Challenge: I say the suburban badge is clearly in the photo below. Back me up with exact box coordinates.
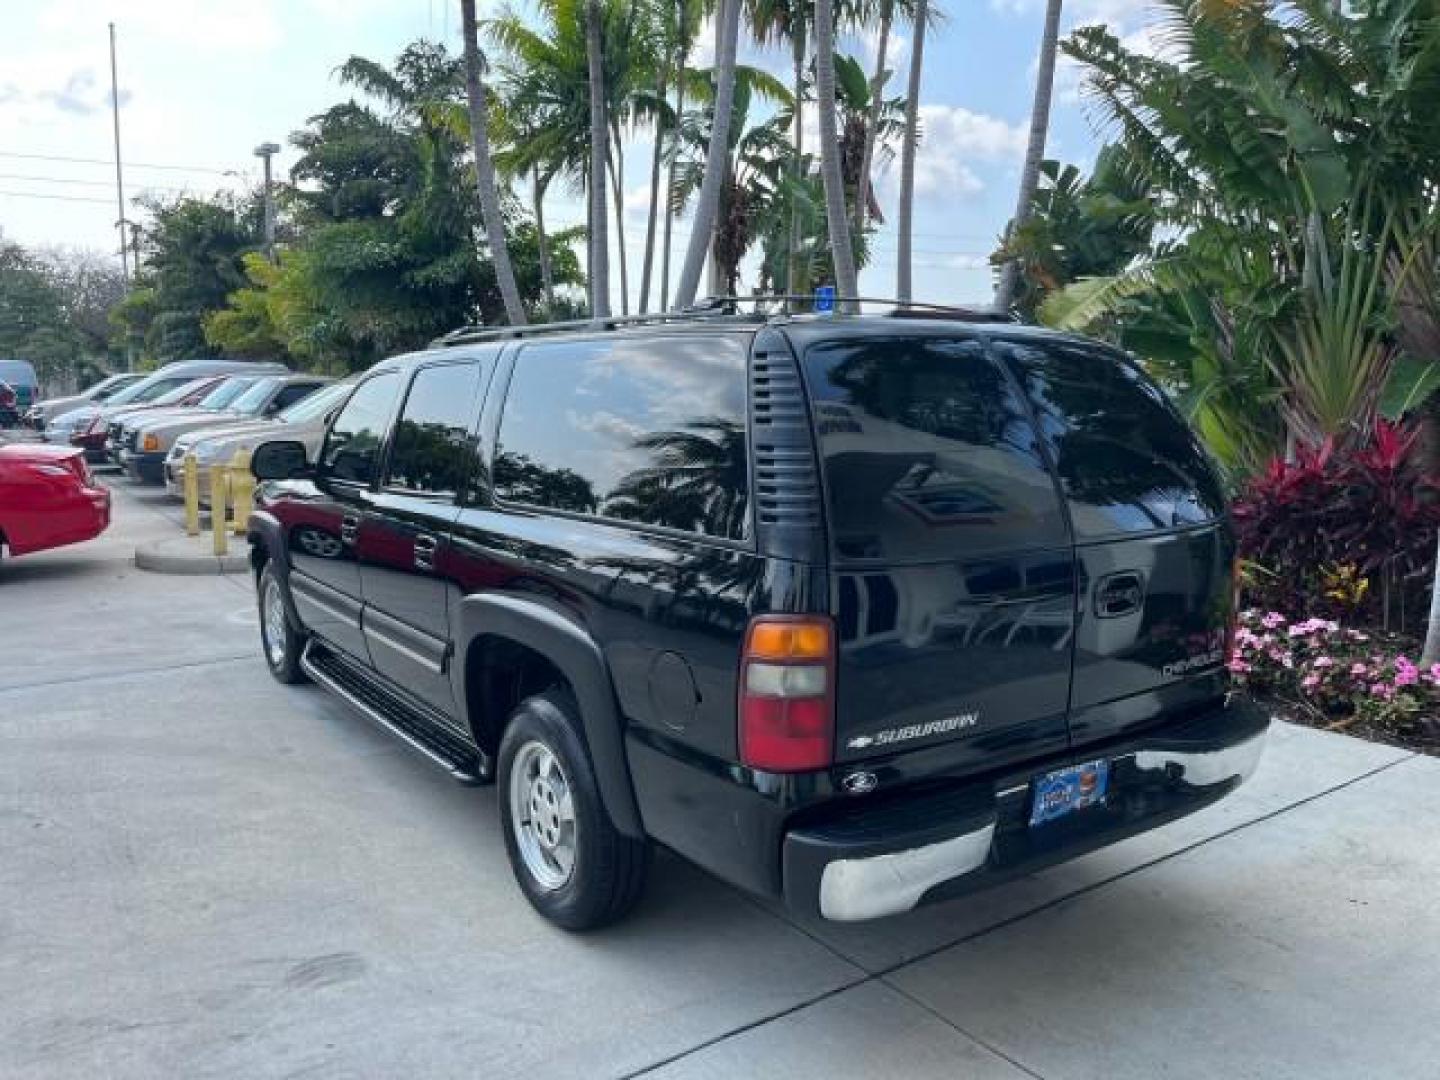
[847,711,979,751]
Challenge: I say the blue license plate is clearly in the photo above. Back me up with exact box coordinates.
[1029,759,1110,826]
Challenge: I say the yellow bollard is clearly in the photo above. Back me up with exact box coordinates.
[183,453,200,537]
[230,448,254,536]
[210,457,229,557]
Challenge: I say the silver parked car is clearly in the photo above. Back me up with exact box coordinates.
[26,373,145,430]
[122,374,332,483]
[164,378,355,501]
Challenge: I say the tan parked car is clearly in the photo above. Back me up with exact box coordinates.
[164,379,355,503]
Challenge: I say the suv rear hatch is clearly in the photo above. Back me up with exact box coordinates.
[791,325,1234,773]
[794,328,1077,774]
[992,336,1234,747]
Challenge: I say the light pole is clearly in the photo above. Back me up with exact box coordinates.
[253,142,280,262]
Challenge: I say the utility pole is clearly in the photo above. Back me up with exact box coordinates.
[253,142,280,261]
[108,22,128,286]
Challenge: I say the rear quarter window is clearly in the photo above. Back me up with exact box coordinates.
[800,336,1069,563]
[494,335,751,541]
[994,339,1226,539]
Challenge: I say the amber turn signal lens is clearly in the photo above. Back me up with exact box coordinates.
[746,618,832,660]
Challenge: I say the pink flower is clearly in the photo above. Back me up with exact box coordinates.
[1262,612,1286,629]
[1312,656,1334,669]
[1301,674,1320,690]
[1228,659,1251,675]
[1370,682,1395,700]
[1350,663,1369,677]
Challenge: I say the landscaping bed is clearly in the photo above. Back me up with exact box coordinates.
[1230,610,1440,756]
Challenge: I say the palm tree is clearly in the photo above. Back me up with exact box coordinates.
[896,0,927,300]
[586,0,611,316]
[460,0,526,325]
[671,73,794,292]
[672,0,743,308]
[815,0,859,306]
[747,0,811,294]
[658,2,705,311]
[994,0,1063,314]
[853,0,893,233]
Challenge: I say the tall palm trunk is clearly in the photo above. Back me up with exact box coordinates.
[1423,532,1440,666]
[533,171,555,310]
[853,0,893,234]
[586,0,611,317]
[660,65,685,312]
[815,0,859,307]
[461,0,525,325]
[672,0,741,309]
[897,0,927,300]
[639,66,668,312]
[994,0,1063,314]
[610,144,630,315]
[788,26,808,294]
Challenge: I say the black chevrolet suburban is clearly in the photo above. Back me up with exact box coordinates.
[246,308,1268,930]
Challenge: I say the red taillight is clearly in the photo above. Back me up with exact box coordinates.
[738,615,835,772]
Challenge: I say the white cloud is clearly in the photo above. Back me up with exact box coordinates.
[943,253,992,271]
[918,104,1027,163]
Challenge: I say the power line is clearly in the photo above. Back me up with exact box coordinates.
[0,172,191,193]
[0,189,115,205]
[0,150,241,176]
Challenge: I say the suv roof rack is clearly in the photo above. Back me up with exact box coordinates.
[430,295,1010,347]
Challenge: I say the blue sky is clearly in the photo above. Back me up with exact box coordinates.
[0,0,1159,310]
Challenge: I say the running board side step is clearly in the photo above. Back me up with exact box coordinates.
[301,639,493,785]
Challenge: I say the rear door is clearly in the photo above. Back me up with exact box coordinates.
[993,338,1233,747]
[358,357,488,717]
[797,333,1077,772]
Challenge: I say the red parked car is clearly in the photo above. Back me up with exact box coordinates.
[0,444,111,558]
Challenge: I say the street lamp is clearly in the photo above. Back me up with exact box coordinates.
[253,141,281,262]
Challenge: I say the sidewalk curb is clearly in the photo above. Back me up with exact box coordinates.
[134,536,250,575]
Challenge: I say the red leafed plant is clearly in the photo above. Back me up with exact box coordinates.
[1232,419,1440,634]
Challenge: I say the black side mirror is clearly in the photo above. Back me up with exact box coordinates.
[251,439,311,481]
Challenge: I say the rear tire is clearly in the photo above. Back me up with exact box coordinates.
[258,562,307,685]
[498,689,650,930]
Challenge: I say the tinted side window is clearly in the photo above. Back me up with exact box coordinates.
[384,363,483,498]
[272,383,321,411]
[321,372,401,485]
[996,340,1226,538]
[801,337,1068,562]
[494,335,750,540]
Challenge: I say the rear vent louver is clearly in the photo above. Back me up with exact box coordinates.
[750,351,821,528]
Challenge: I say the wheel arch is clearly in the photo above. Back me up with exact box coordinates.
[457,593,644,838]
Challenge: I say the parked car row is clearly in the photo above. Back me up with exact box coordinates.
[0,362,334,562]
[30,360,332,490]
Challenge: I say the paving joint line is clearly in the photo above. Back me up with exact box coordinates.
[882,979,1049,1079]
[0,652,256,696]
[618,751,1416,1079]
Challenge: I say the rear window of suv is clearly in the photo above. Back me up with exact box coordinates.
[994,339,1225,539]
[801,336,1069,563]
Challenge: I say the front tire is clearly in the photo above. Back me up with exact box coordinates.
[498,690,649,930]
[258,562,307,685]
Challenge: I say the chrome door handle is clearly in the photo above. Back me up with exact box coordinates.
[414,533,438,571]
[340,513,360,545]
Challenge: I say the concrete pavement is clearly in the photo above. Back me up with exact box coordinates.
[2,477,1436,1079]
